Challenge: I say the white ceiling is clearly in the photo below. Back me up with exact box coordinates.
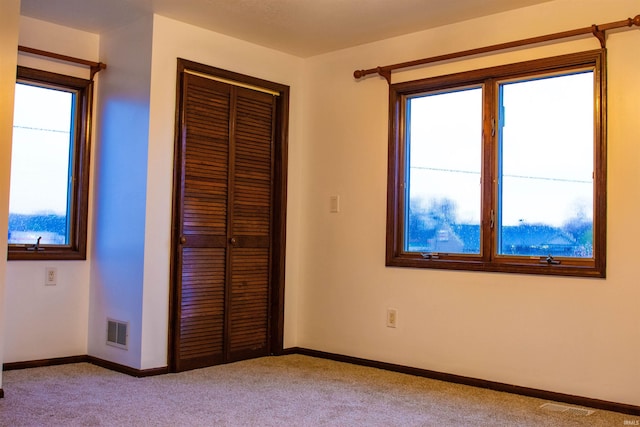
[20,0,554,57]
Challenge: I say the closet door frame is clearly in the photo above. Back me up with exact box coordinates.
[168,58,289,372]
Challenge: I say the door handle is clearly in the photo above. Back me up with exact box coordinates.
[179,236,187,244]
[229,237,237,245]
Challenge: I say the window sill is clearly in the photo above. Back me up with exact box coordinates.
[386,255,605,278]
[8,246,87,261]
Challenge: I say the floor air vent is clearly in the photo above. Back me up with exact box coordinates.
[540,403,595,416]
[106,319,128,350]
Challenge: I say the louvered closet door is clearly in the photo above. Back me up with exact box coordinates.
[176,74,230,371]
[174,72,275,371]
[227,87,275,361]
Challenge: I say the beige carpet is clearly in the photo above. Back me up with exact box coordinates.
[0,355,635,426]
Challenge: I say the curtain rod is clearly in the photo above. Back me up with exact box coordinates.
[18,45,107,80]
[354,14,640,84]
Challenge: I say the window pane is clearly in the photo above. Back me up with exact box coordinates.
[405,87,482,254]
[8,83,74,245]
[497,72,593,258]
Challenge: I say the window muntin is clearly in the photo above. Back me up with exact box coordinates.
[387,50,605,277]
[8,67,92,260]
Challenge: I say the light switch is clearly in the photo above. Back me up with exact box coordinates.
[330,195,340,213]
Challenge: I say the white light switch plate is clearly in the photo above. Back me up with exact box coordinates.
[330,195,340,213]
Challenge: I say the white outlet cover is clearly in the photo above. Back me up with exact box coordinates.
[45,267,57,286]
[387,308,397,328]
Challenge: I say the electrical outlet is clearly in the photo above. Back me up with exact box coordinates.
[45,267,57,286]
[386,308,397,328]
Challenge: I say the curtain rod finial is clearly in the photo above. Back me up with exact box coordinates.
[633,15,640,27]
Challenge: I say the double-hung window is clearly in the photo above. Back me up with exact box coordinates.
[8,67,92,260]
[387,50,606,277]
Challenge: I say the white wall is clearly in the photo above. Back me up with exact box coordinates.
[298,0,640,406]
[3,17,98,364]
[142,15,305,368]
[88,16,153,369]
[0,0,21,390]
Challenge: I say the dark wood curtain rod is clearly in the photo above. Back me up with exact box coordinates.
[18,45,106,80]
[354,14,640,84]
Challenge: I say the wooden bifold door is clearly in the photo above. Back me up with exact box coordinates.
[170,60,288,372]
